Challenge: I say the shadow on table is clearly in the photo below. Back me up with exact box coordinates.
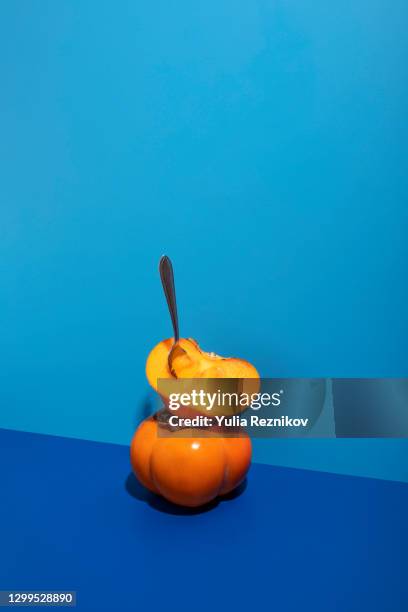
[125,472,247,515]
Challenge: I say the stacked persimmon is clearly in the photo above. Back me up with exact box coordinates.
[131,337,259,507]
[130,256,258,508]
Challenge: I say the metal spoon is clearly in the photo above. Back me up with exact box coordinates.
[159,255,183,371]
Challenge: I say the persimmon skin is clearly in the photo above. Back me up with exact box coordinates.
[150,434,226,507]
[130,418,158,494]
[130,416,252,507]
[220,436,252,495]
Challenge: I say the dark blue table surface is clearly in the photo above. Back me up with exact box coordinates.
[0,428,407,611]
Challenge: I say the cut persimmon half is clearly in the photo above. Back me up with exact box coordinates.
[146,338,259,416]
[146,337,259,388]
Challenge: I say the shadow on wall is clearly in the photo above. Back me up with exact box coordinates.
[132,391,159,429]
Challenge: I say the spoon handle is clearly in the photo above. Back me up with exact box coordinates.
[159,255,180,343]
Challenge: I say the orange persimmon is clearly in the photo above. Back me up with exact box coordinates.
[130,416,251,507]
[145,337,259,418]
[146,337,259,389]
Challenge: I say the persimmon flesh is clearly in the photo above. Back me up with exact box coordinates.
[146,337,259,389]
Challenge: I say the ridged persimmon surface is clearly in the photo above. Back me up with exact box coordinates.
[130,417,252,507]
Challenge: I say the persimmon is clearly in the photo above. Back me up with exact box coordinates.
[130,416,251,507]
[130,256,258,508]
[146,337,259,389]
[146,337,260,418]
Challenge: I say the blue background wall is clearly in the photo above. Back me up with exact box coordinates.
[1,1,407,480]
